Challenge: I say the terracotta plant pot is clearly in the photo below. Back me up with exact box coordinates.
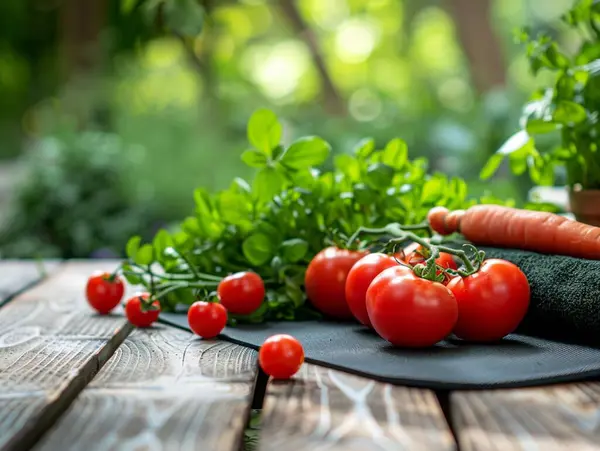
[568,186,600,227]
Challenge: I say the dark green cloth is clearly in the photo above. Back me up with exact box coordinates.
[472,246,600,347]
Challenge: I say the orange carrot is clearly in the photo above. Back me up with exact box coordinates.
[428,205,600,260]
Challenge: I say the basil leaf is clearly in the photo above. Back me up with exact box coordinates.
[242,233,273,266]
[153,229,174,261]
[253,167,284,203]
[381,138,408,169]
[365,163,394,189]
[281,238,308,263]
[125,235,142,260]
[247,109,282,156]
[279,136,331,169]
[241,149,268,168]
[135,244,155,266]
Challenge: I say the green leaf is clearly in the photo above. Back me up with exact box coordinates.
[281,238,308,262]
[381,138,408,169]
[182,216,202,235]
[121,0,138,14]
[353,138,376,160]
[135,244,155,266]
[242,233,273,266]
[526,119,561,134]
[247,109,282,156]
[334,154,361,181]
[163,0,205,37]
[553,101,587,125]
[353,183,377,204]
[421,177,445,204]
[279,136,331,170]
[125,235,142,260]
[253,167,284,203]
[218,190,252,227]
[498,130,533,155]
[193,188,212,217]
[153,229,174,260]
[365,163,394,189]
[529,155,556,186]
[480,154,504,180]
[241,149,268,168]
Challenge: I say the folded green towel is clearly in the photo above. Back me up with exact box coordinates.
[470,246,600,347]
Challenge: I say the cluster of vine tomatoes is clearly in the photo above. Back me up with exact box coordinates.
[305,244,530,347]
[85,269,305,380]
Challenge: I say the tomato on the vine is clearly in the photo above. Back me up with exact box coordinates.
[345,253,400,327]
[124,294,160,328]
[85,272,125,314]
[446,258,530,342]
[305,247,369,320]
[259,334,304,379]
[217,271,265,315]
[404,245,457,284]
[366,266,458,347]
[188,301,228,339]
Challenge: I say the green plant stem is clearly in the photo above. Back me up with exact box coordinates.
[172,249,223,282]
[127,261,221,282]
[349,223,481,279]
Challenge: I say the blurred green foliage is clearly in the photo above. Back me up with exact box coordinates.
[0,0,580,257]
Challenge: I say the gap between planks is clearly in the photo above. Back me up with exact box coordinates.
[0,260,134,451]
[0,260,62,307]
[35,325,258,451]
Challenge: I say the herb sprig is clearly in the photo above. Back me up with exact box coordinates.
[121,109,507,323]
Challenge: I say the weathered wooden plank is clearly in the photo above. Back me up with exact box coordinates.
[258,363,456,451]
[36,325,258,451]
[0,260,133,451]
[0,260,61,306]
[451,384,600,451]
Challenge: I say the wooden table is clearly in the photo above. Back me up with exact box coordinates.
[1,260,599,451]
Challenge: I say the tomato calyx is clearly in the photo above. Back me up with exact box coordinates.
[347,223,486,282]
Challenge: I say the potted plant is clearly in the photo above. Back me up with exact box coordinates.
[481,0,600,225]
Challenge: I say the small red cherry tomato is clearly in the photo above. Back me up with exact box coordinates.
[217,271,265,315]
[446,259,530,342]
[366,266,458,347]
[305,247,369,320]
[86,272,125,314]
[345,253,400,327]
[259,334,305,379]
[124,293,160,328]
[188,301,228,339]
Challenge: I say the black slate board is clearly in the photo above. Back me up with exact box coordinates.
[160,313,600,390]
[160,246,600,390]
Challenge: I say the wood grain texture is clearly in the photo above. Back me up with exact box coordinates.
[0,260,133,451]
[0,260,61,306]
[259,363,456,451]
[452,383,600,451]
[36,325,258,451]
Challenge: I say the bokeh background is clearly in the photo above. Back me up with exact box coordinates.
[0,0,577,259]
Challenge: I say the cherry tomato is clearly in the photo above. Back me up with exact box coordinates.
[124,294,160,328]
[427,206,450,235]
[259,334,304,379]
[217,271,265,315]
[188,301,228,339]
[86,272,125,314]
[345,253,400,327]
[305,247,369,320]
[446,259,530,342]
[366,266,458,347]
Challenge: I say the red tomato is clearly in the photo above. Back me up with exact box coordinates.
[259,334,304,379]
[446,259,530,342]
[217,271,265,315]
[345,253,400,327]
[305,247,369,320]
[188,301,228,339]
[366,266,458,347]
[85,272,125,314]
[124,294,160,328]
